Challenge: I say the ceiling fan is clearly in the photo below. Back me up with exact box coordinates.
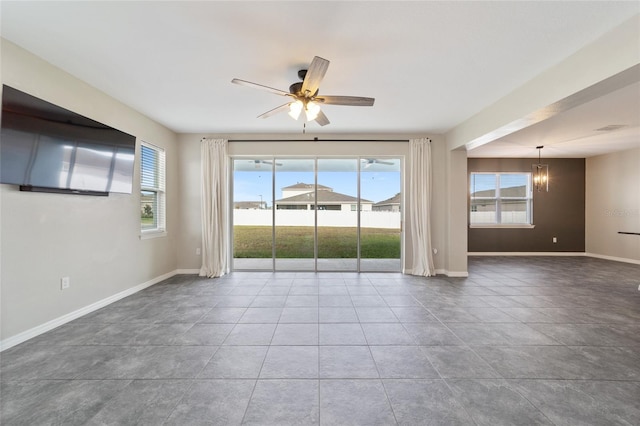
[362,159,395,168]
[232,56,375,127]
[251,159,282,168]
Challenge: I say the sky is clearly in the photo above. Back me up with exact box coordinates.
[234,170,401,205]
[470,173,530,194]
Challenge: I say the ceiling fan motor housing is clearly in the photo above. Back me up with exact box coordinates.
[289,82,303,95]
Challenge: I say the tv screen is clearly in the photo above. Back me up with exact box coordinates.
[1,85,136,194]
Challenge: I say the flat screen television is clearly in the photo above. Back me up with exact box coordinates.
[1,85,136,195]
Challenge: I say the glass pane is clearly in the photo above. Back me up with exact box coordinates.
[317,159,358,271]
[500,174,528,197]
[470,199,497,224]
[141,190,157,229]
[275,159,315,271]
[470,173,496,198]
[500,200,529,224]
[140,145,158,188]
[232,158,274,270]
[360,158,402,272]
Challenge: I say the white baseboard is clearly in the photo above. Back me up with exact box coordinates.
[406,268,468,278]
[0,270,178,352]
[444,271,470,278]
[468,251,640,266]
[585,252,640,265]
[468,252,587,257]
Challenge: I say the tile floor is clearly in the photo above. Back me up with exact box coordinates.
[1,256,639,425]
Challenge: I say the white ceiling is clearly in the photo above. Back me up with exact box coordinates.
[470,80,640,158]
[1,1,639,157]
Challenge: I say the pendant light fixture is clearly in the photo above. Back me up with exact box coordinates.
[532,145,549,192]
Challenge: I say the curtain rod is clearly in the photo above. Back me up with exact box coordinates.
[225,138,415,143]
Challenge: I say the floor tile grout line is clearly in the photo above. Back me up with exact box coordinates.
[410,298,509,381]
[3,259,640,424]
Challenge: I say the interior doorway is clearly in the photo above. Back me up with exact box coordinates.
[232,157,402,272]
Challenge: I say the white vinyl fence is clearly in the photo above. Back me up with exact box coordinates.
[470,211,528,224]
[234,210,401,229]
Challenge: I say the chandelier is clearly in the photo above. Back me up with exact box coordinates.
[532,145,549,192]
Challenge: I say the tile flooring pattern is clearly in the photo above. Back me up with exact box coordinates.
[1,256,640,425]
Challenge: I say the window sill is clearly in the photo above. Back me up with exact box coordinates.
[469,224,535,229]
[140,230,167,240]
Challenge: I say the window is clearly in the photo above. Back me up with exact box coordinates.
[140,142,166,236]
[470,173,532,226]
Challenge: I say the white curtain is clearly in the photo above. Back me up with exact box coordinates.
[200,138,229,278]
[409,138,436,276]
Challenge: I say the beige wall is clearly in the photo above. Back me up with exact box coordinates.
[444,149,468,275]
[586,147,640,262]
[175,134,461,276]
[0,40,469,347]
[1,40,179,344]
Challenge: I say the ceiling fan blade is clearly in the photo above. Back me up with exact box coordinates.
[317,95,375,106]
[362,158,394,167]
[301,56,329,96]
[314,109,330,126]
[257,103,291,119]
[231,78,291,97]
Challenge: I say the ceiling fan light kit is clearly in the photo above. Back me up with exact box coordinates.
[232,56,375,127]
[288,100,303,120]
[304,101,321,121]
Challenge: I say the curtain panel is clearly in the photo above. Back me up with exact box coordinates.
[200,138,229,278]
[409,138,436,276]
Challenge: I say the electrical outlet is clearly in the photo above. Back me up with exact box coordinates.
[196,248,201,255]
[552,237,557,243]
[60,276,70,290]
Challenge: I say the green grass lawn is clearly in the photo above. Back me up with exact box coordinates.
[233,226,400,259]
[141,217,154,227]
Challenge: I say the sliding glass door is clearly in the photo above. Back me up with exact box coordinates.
[317,159,359,271]
[232,159,274,271]
[232,157,402,272]
[360,158,402,272]
[274,159,315,271]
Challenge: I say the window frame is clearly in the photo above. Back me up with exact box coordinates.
[469,172,534,228]
[140,141,167,239]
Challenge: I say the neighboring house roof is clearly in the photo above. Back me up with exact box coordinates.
[375,193,401,206]
[276,191,372,204]
[282,183,332,191]
[471,185,527,198]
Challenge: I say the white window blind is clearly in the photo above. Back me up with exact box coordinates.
[140,142,166,234]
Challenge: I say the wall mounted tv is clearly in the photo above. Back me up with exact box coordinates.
[1,85,136,195]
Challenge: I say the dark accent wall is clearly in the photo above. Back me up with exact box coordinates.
[468,158,585,252]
